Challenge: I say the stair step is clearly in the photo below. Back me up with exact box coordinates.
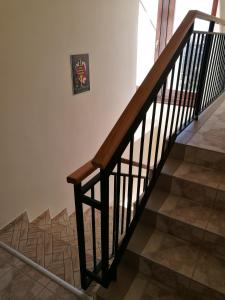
[144,191,225,260]
[161,158,225,211]
[128,225,225,300]
[124,273,183,300]
[171,141,225,172]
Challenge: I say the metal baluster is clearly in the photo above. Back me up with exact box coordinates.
[100,170,109,284]
[201,34,216,110]
[126,138,134,232]
[136,116,146,209]
[153,80,167,174]
[162,67,175,154]
[121,176,126,235]
[183,33,196,126]
[190,34,206,119]
[187,33,199,122]
[114,161,121,253]
[178,39,190,130]
[74,184,88,289]
[91,187,97,270]
[145,99,157,188]
[169,51,184,140]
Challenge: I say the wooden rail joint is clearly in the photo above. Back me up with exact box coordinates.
[67,161,97,185]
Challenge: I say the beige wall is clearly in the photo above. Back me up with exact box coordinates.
[216,0,225,32]
[0,0,139,227]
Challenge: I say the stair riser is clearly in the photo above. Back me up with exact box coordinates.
[143,209,225,261]
[139,256,225,300]
[171,143,225,172]
[170,177,225,211]
[125,249,224,300]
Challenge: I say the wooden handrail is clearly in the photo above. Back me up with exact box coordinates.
[67,161,97,185]
[92,10,225,169]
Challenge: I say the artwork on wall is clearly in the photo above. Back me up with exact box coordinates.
[70,54,90,94]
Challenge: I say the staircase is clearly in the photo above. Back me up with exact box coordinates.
[96,106,225,300]
[1,10,225,299]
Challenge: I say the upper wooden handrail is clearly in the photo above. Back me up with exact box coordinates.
[67,161,97,185]
[92,10,225,169]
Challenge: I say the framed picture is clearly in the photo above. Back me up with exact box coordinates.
[71,54,90,95]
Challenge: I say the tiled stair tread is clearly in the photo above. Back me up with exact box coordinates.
[170,160,225,191]
[124,273,183,300]
[139,229,225,296]
[152,193,225,239]
[171,142,225,171]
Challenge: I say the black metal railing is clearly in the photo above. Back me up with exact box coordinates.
[67,14,225,290]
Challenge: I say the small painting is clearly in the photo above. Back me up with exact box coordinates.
[71,54,90,94]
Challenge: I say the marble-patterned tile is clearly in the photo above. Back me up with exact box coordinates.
[189,130,225,154]
[214,189,225,211]
[159,195,212,229]
[206,209,225,237]
[192,250,225,295]
[124,273,182,300]
[146,259,190,295]
[142,230,200,278]
[203,230,225,260]
[173,162,221,189]
[46,280,80,300]
[33,287,61,300]
[171,177,216,208]
[0,265,44,299]
[20,264,51,287]
[185,145,225,172]
[189,279,225,300]
[168,219,204,245]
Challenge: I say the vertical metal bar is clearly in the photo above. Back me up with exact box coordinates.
[126,138,134,232]
[217,35,225,92]
[162,66,175,154]
[136,116,146,209]
[189,34,206,120]
[208,34,220,105]
[220,36,225,91]
[121,175,126,235]
[178,38,190,130]
[175,39,190,133]
[201,34,216,110]
[145,99,157,188]
[183,33,196,126]
[194,21,215,119]
[100,170,109,283]
[114,161,121,252]
[216,35,225,95]
[91,187,97,270]
[169,50,184,140]
[112,174,117,256]
[153,80,167,173]
[203,34,217,109]
[211,34,221,100]
[74,184,88,289]
[187,33,199,122]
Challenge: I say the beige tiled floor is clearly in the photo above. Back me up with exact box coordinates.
[0,246,80,300]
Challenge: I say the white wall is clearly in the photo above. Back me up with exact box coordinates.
[0,0,139,227]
